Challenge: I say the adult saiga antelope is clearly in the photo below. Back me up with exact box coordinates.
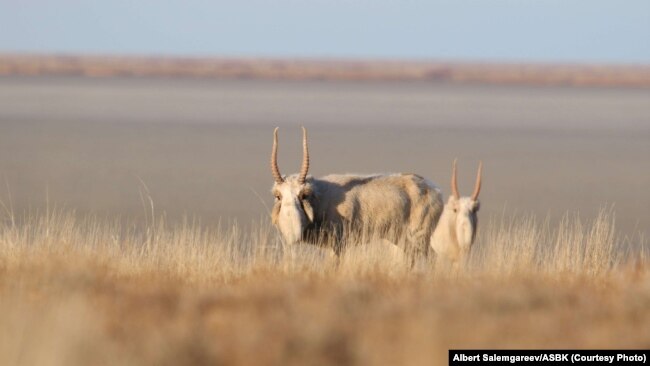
[430,159,482,268]
[270,127,443,260]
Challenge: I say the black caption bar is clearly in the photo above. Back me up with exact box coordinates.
[450,350,648,365]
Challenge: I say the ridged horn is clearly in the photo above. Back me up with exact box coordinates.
[271,127,284,184]
[298,126,309,184]
[451,159,460,199]
[471,161,482,201]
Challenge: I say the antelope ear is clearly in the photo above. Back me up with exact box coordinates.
[271,201,281,225]
[302,199,315,224]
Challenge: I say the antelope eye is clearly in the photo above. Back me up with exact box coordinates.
[274,193,281,200]
[300,191,310,200]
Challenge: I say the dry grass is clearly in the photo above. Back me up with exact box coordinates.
[1,54,649,87]
[0,210,648,366]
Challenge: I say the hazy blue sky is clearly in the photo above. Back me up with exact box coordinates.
[1,1,649,63]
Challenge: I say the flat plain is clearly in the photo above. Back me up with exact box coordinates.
[0,76,648,235]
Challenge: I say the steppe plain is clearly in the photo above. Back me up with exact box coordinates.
[0,65,649,365]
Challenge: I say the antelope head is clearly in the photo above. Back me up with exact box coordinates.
[431,159,482,264]
[270,127,315,244]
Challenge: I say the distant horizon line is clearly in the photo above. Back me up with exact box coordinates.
[2,51,649,68]
[1,53,649,88]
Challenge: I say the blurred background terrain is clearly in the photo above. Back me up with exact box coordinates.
[0,73,648,237]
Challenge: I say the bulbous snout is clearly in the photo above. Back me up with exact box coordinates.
[455,211,477,251]
[277,199,308,245]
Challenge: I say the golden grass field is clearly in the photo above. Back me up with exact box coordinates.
[0,209,648,366]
